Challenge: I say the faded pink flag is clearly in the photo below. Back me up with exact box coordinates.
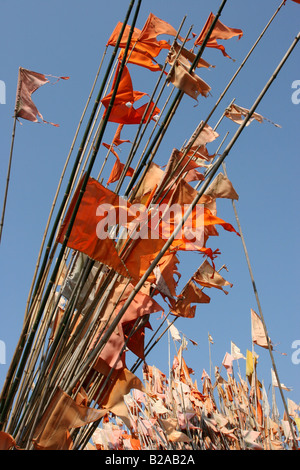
[222,352,234,375]
[15,67,69,126]
[251,308,272,349]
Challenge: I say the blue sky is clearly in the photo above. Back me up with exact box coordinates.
[0,0,299,417]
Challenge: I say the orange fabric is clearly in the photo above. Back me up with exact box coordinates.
[90,279,162,369]
[155,148,206,196]
[160,417,191,443]
[152,252,180,298]
[194,12,243,59]
[103,144,134,185]
[100,368,146,429]
[106,22,141,48]
[184,122,219,156]
[0,431,19,450]
[203,207,240,236]
[155,178,239,252]
[205,172,239,201]
[112,123,131,146]
[168,59,211,101]
[32,387,106,450]
[101,63,160,124]
[132,162,164,203]
[130,436,141,450]
[57,177,129,277]
[123,320,151,360]
[224,103,264,126]
[171,281,210,318]
[119,47,163,72]
[168,42,214,69]
[106,19,170,56]
[122,236,170,284]
[138,13,184,43]
[193,259,233,293]
[106,15,178,72]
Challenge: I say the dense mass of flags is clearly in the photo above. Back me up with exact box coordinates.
[0,1,299,451]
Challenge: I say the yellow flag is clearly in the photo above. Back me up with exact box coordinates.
[246,350,257,379]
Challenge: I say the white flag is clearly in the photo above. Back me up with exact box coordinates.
[230,341,246,360]
[167,319,181,342]
[271,369,292,392]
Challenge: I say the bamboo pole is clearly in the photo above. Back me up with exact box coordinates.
[0,65,23,244]
[0,115,17,244]
[23,48,108,319]
[27,2,138,317]
[0,4,136,424]
[0,0,142,432]
[221,156,298,448]
[153,0,287,205]
[66,30,300,404]
[114,18,190,195]
[124,0,229,197]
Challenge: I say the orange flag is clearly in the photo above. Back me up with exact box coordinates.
[106,21,140,49]
[56,177,130,277]
[32,388,106,450]
[91,279,163,369]
[205,172,239,201]
[184,121,219,157]
[101,63,160,124]
[171,280,210,318]
[0,432,19,450]
[167,59,211,101]
[102,143,134,185]
[112,123,131,146]
[193,259,233,294]
[118,47,164,72]
[138,13,184,43]
[106,13,181,72]
[194,12,243,59]
[131,162,164,203]
[100,367,146,429]
[168,42,214,70]
[155,148,206,197]
[156,178,240,248]
[15,67,68,126]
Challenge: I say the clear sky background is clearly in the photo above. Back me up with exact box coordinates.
[0,0,299,417]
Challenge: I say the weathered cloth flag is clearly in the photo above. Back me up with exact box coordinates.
[15,67,68,126]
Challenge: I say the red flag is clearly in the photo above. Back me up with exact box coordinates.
[15,67,68,126]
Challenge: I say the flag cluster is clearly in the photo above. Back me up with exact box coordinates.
[3,8,295,452]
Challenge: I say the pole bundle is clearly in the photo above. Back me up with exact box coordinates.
[0,0,299,451]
